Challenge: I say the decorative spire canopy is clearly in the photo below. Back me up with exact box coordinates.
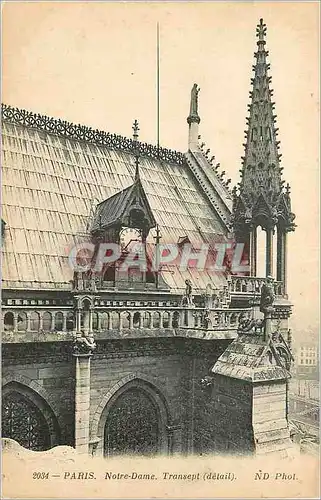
[232,19,295,233]
[132,119,140,181]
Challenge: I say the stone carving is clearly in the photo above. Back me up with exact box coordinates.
[183,279,194,307]
[74,272,96,292]
[73,333,96,356]
[190,83,200,116]
[204,283,213,309]
[238,314,264,334]
[260,275,275,313]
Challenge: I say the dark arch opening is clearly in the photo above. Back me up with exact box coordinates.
[104,387,159,457]
[2,382,60,450]
[2,391,51,450]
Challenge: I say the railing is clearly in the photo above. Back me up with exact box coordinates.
[2,103,185,166]
[89,306,251,332]
[1,306,252,334]
[230,276,285,296]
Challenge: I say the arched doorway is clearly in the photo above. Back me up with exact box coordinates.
[103,386,164,457]
[2,391,50,450]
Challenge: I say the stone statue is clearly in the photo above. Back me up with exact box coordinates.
[190,84,200,116]
[184,279,193,306]
[260,275,275,313]
[205,283,213,309]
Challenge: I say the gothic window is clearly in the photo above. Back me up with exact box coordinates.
[172,311,180,328]
[42,312,52,331]
[111,312,120,329]
[2,392,50,451]
[92,312,99,331]
[30,311,40,331]
[162,311,170,328]
[132,311,140,327]
[142,311,151,328]
[17,312,27,331]
[103,265,115,282]
[101,312,109,330]
[66,312,74,331]
[104,388,159,457]
[4,312,14,331]
[54,312,63,331]
[153,312,161,328]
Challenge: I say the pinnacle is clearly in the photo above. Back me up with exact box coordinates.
[231,20,295,233]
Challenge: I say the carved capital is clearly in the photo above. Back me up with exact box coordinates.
[72,333,96,356]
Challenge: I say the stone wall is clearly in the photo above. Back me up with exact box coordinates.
[208,374,254,455]
[2,338,229,455]
[2,343,75,446]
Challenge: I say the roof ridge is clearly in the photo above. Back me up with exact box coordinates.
[1,103,185,166]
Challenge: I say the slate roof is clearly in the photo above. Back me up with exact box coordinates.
[91,178,156,232]
[1,105,231,292]
[212,334,290,382]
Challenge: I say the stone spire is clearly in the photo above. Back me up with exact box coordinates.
[187,83,200,151]
[232,19,295,236]
[232,19,295,281]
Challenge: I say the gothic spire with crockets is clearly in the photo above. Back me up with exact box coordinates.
[232,18,295,235]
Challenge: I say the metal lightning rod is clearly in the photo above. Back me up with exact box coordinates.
[156,22,160,154]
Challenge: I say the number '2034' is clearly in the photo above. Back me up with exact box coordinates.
[33,472,49,479]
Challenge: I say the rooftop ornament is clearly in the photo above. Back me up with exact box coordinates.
[1,103,185,166]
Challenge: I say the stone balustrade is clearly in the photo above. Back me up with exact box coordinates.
[1,306,251,335]
[90,307,250,332]
[230,276,285,296]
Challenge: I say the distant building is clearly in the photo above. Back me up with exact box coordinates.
[295,342,319,380]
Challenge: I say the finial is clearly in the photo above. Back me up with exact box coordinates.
[153,223,162,244]
[132,119,140,181]
[256,18,267,42]
[132,119,139,142]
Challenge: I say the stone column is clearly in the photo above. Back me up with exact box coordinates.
[76,309,82,331]
[266,228,273,277]
[13,312,18,333]
[62,311,67,332]
[250,228,257,276]
[73,337,96,454]
[276,226,283,282]
[283,231,287,295]
[51,312,55,331]
[276,228,287,295]
[26,312,31,332]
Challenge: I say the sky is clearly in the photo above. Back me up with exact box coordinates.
[2,1,320,337]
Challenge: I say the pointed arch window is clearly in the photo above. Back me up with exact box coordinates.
[104,388,159,457]
[30,312,40,331]
[4,312,14,331]
[268,127,272,140]
[92,312,99,331]
[54,312,63,331]
[2,391,50,451]
[42,312,52,331]
[17,312,27,331]
[66,312,74,331]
